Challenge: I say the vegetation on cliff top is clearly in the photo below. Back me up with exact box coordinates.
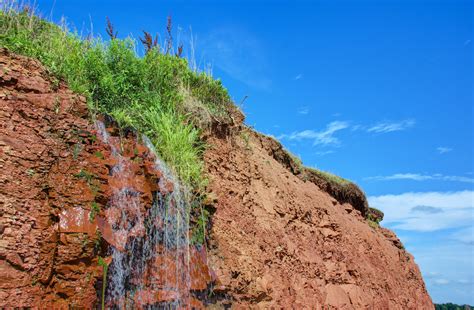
[0,4,235,191]
[0,3,373,229]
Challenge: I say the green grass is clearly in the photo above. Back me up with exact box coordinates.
[89,202,101,222]
[97,256,108,310]
[305,167,352,186]
[367,207,384,226]
[367,219,379,229]
[0,6,235,191]
[288,152,304,172]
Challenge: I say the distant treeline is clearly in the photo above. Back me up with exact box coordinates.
[435,303,472,310]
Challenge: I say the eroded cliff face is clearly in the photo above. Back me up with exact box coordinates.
[0,49,213,308]
[204,128,433,309]
[0,49,432,309]
[0,48,102,306]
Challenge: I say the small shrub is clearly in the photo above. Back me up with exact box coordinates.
[94,151,104,159]
[191,207,210,245]
[367,207,384,226]
[94,230,102,251]
[74,169,95,184]
[72,143,82,160]
[367,219,379,229]
[89,202,100,222]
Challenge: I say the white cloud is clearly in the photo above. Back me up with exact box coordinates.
[368,191,474,232]
[315,150,334,156]
[425,271,440,279]
[365,173,474,184]
[279,121,349,146]
[433,278,450,285]
[294,74,303,80]
[456,279,473,284]
[366,173,432,181]
[297,106,309,115]
[412,205,443,214]
[413,242,474,304]
[367,119,415,133]
[441,175,474,183]
[437,147,453,154]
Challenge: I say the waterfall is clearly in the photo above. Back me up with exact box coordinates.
[95,121,191,308]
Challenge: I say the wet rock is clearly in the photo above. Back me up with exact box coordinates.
[59,206,98,236]
[1,49,216,308]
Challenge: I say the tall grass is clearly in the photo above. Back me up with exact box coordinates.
[306,167,352,186]
[0,4,233,191]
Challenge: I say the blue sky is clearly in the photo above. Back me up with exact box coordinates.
[36,0,473,304]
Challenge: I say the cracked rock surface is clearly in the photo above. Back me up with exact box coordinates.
[204,129,433,309]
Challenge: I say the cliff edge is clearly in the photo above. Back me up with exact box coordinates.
[204,127,433,308]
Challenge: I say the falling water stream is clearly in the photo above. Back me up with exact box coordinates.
[95,121,192,308]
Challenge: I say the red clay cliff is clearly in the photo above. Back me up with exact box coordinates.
[0,49,433,308]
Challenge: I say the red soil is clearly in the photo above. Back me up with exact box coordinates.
[204,127,433,309]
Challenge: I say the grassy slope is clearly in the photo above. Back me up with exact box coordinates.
[0,8,234,191]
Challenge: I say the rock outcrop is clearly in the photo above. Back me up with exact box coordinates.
[204,127,433,309]
[0,49,213,308]
[0,49,433,308]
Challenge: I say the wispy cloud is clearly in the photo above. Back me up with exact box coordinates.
[367,119,415,133]
[415,243,473,303]
[279,121,349,146]
[294,74,303,80]
[368,190,474,231]
[437,147,452,154]
[424,272,450,286]
[278,117,416,150]
[433,278,450,285]
[297,106,309,115]
[411,205,443,214]
[315,150,334,156]
[365,173,474,183]
[451,226,474,245]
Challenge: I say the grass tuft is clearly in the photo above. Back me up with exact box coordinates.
[305,167,352,186]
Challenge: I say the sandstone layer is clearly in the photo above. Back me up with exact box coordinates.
[204,127,433,309]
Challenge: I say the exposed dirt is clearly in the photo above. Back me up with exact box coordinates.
[255,131,369,217]
[0,48,104,307]
[204,127,433,309]
[0,48,213,308]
